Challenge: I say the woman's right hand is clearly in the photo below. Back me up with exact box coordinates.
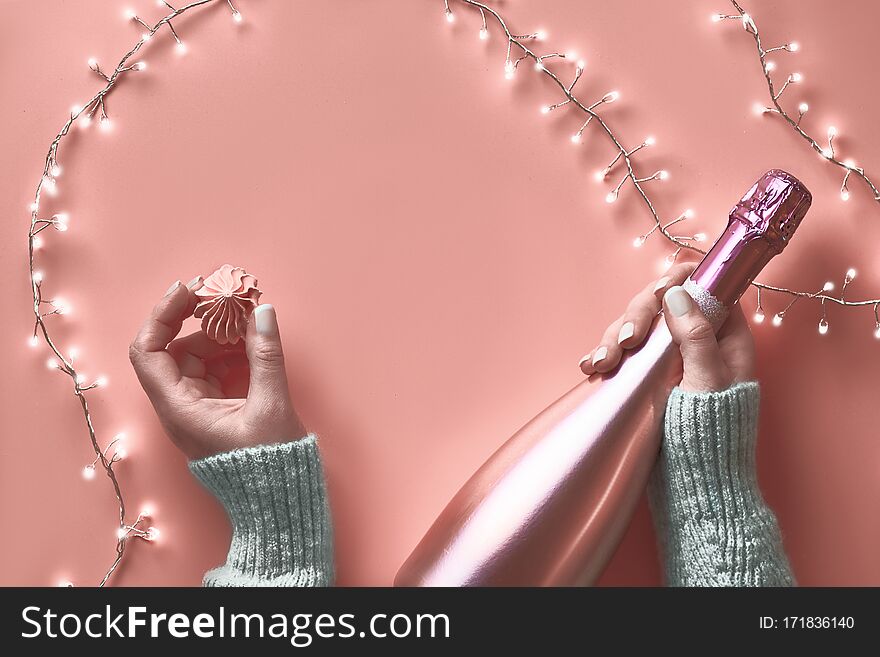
[579,262,756,392]
[129,278,306,460]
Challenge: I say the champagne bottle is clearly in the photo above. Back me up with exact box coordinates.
[396,170,812,586]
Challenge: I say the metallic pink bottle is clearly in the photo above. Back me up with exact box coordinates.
[396,170,812,586]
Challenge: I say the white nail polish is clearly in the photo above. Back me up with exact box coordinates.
[653,276,671,293]
[164,280,181,297]
[617,321,635,344]
[664,286,693,317]
[186,275,202,289]
[592,346,608,366]
[254,304,278,336]
[578,354,592,369]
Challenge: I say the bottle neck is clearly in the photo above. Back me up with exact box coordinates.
[689,217,776,308]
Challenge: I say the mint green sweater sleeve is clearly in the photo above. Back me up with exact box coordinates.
[648,381,795,586]
[188,434,334,587]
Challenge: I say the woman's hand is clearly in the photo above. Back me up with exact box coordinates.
[578,262,755,392]
[129,278,306,460]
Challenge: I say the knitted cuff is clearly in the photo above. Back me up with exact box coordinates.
[189,435,334,587]
[649,382,795,586]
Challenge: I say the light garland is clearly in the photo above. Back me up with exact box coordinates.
[715,1,880,205]
[24,0,880,584]
[28,0,242,586]
[445,0,880,338]
[710,1,879,336]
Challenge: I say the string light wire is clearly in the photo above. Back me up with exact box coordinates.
[445,1,879,335]
[24,0,880,583]
[27,0,242,586]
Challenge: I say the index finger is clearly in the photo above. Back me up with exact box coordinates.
[129,281,199,399]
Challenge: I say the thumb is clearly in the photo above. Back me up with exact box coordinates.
[245,304,293,410]
[662,285,732,392]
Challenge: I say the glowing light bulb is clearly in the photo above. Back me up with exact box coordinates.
[140,505,154,519]
[818,318,829,335]
[95,376,108,387]
[827,125,837,138]
[874,324,880,339]
[753,102,768,116]
[232,9,243,23]
[772,313,784,327]
[570,134,581,144]
[54,212,69,227]
[753,308,765,323]
[534,60,545,71]
[87,57,97,69]
[840,189,850,201]
[710,13,724,22]
[46,357,58,370]
[69,347,79,360]
[823,281,835,292]
[658,170,669,180]
[445,9,454,23]
[603,90,619,103]
[693,232,707,242]
[51,164,62,177]
[32,271,44,284]
[32,235,44,250]
[141,32,152,42]
[176,41,187,54]
[844,159,856,169]
[124,8,136,19]
[479,27,488,40]
[683,208,695,219]
[28,335,39,348]
[82,464,96,480]
[53,298,69,315]
[633,235,646,248]
[29,202,39,212]
[764,61,776,72]
[99,115,112,131]
[798,102,809,113]
[790,72,802,83]
[535,30,547,41]
[788,42,800,52]
[820,147,833,159]
[144,527,160,542]
[540,105,551,114]
[565,50,578,61]
[57,580,74,587]
[76,374,87,384]
[644,135,656,146]
[117,527,128,540]
[605,191,618,204]
[133,61,147,71]
[845,268,857,282]
[115,446,128,460]
[664,252,677,266]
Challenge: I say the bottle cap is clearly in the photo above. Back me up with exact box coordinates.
[730,169,812,253]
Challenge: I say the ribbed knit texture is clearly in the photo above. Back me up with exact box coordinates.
[189,434,334,587]
[648,381,795,586]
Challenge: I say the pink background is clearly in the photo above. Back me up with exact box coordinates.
[1,0,878,586]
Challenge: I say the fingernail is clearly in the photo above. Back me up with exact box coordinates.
[653,276,671,293]
[164,280,181,297]
[664,286,692,317]
[254,304,277,336]
[592,346,608,366]
[186,276,202,289]
[617,321,635,344]
[578,353,592,371]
